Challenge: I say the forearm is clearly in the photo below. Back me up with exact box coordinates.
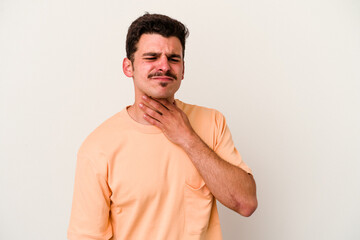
[181,132,257,216]
[138,96,257,216]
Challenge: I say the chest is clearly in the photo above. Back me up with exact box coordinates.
[107,133,190,205]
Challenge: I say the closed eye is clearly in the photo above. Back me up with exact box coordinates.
[169,58,180,62]
[144,57,157,61]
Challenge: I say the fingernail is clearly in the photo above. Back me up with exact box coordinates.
[142,95,147,99]
[139,103,143,107]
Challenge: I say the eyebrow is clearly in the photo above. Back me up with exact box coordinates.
[142,52,182,59]
[142,52,158,57]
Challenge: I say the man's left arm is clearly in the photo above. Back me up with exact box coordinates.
[139,96,257,217]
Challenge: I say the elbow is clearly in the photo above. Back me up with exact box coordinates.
[235,197,258,217]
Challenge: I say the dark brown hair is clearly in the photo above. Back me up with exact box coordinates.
[126,13,189,62]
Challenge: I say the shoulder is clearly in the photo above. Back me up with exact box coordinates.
[176,99,223,120]
[176,100,228,148]
[176,99,226,127]
[78,109,128,158]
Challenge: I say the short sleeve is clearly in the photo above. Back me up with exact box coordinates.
[67,152,113,240]
[213,111,252,175]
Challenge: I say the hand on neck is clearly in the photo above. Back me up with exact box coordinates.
[127,94,175,125]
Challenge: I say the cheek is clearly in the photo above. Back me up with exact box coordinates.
[175,66,184,76]
[139,64,155,75]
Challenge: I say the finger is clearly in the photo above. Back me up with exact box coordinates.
[139,103,163,120]
[141,101,163,116]
[155,98,175,111]
[143,113,163,129]
[142,95,170,112]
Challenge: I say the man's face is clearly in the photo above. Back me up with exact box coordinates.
[123,34,184,100]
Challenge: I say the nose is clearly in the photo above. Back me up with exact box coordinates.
[157,56,170,72]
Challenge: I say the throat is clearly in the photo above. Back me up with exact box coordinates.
[126,105,152,125]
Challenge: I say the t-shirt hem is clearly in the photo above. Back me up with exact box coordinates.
[67,228,113,240]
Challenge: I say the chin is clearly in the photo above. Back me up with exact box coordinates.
[149,94,173,100]
[139,82,181,99]
[147,90,176,100]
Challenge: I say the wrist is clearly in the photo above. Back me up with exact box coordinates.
[180,130,201,152]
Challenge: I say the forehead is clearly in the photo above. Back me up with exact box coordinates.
[135,34,183,56]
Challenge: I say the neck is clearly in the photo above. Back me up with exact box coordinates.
[127,94,175,125]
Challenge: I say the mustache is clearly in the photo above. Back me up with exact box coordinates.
[148,71,177,80]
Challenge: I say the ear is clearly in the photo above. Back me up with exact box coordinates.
[123,58,134,77]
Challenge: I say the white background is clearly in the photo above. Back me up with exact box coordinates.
[1,0,359,239]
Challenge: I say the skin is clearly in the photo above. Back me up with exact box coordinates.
[123,34,184,123]
[123,33,257,216]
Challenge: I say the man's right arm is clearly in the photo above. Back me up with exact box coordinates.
[67,153,113,240]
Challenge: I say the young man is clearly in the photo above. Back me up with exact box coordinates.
[68,13,257,240]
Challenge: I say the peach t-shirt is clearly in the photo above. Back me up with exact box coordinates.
[68,100,252,240]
